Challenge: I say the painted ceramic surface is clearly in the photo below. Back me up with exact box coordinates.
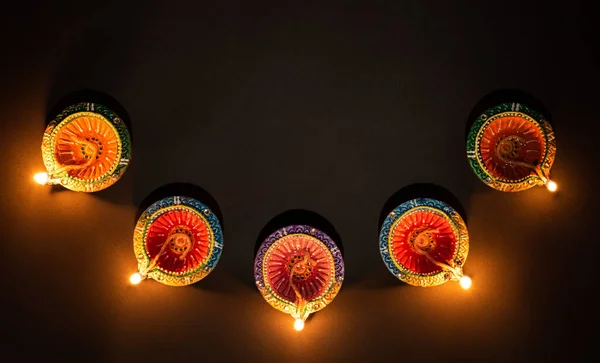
[134,196,223,286]
[466,103,556,192]
[380,198,469,287]
[254,225,344,320]
[41,102,131,192]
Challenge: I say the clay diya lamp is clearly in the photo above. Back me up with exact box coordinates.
[35,102,131,192]
[467,102,557,192]
[254,225,344,331]
[129,196,223,287]
[380,198,471,289]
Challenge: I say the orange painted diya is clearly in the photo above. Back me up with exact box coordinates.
[467,102,556,192]
[380,198,469,287]
[41,103,131,192]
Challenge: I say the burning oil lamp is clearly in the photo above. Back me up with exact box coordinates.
[35,102,131,192]
[254,225,344,331]
[129,196,223,287]
[380,198,471,289]
[466,102,557,192]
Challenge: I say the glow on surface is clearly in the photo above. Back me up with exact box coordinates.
[293,319,304,331]
[129,272,142,285]
[546,180,558,192]
[459,276,472,290]
[33,172,49,185]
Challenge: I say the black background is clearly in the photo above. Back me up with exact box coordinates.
[1,1,598,362]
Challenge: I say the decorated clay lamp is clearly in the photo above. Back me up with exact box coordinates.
[466,102,557,192]
[379,198,471,289]
[34,102,131,192]
[130,196,223,286]
[254,225,344,331]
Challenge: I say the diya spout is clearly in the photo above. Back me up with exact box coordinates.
[291,305,310,331]
[448,267,471,290]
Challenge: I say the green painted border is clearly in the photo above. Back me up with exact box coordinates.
[42,102,131,192]
[466,102,556,192]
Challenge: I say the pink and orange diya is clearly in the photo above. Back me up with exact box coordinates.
[380,198,471,289]
[130,196,223,287]
[36,102,131,192]
[467,102,557,192]
[254,225,344,331]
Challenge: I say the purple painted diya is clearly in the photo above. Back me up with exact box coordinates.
[254,225,344,330]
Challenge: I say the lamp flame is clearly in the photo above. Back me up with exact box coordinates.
[546,180,558,192]
[459,276,472,290]
[33,172,49,185]
[293,319,305,331]
[129,272,143,285]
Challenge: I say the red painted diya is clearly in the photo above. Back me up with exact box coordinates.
[254,225,344,326]
[467,103,556,192]
[40,102,131,192]
[132,196,223,286]
[380,198,469,287]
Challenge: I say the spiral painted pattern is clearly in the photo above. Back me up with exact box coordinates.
[390,209,457,275]
[53,114,120,180]
[134,196,223,286]
[264,234,335,303]
[254,225,344,315]
[380,198,469,287]
[145,208,211,274]
[479,115,545,181]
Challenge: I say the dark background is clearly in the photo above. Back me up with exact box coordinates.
[1,1,598,361]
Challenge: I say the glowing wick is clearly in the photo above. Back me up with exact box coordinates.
[34,172,49,185]
[459,276,472,290]
[129,273,143,285]
[546,180,558,193]
[293,319,305,331]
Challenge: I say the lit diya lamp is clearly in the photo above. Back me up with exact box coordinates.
[379,198,471,289]
[129,196,223,286]
[34,102,131,192]
[467,102,557,192]
[254,225,344,331]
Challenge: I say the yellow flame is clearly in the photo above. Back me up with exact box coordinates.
[546,180,558,192]
[33,172,49,185]
[129,273,142,285]
[293,319,305,331]
[459,276,472,290]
